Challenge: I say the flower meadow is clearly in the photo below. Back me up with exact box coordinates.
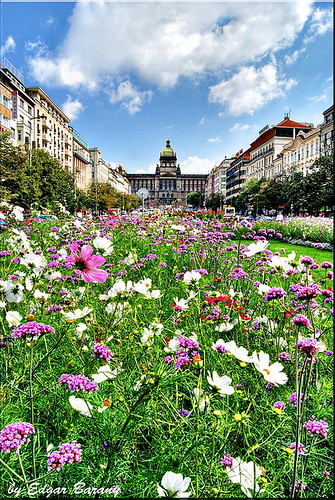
[0,214,333,498]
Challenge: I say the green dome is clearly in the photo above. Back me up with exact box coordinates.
[161,139,176,157]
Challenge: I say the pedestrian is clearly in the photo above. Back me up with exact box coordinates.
[276,211,284,222]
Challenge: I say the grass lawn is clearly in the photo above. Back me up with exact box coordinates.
[239,239,333,265]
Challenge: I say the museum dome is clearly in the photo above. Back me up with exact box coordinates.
[161,139,176,157]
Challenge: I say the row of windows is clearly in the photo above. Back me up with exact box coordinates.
[18,97,32,116]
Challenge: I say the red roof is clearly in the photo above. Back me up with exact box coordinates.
[250,119,313,151]
[276,119,312,129]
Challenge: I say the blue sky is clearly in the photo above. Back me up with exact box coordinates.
[0,1,333,174]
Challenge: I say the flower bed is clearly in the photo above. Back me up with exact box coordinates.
[0,214,333,498]
[233,217,334,250]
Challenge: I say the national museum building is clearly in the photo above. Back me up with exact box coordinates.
[126,139,207,207]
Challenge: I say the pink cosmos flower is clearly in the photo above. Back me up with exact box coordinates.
[65,243,108,283]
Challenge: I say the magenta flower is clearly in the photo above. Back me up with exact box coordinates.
[47,441,82,472]
[0,422,35,453]
[65,242,108,283]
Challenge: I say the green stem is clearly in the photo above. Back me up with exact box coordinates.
[0,456,24,482]
[289,356,308,499]
[18,452,30,496]
[29,345,36,479]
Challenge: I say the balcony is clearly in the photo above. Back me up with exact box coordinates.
[42,133,51,143]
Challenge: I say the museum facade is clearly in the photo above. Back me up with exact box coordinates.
[126,139,207,207]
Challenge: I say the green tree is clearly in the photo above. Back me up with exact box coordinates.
[187,191,202,207]
[0,132,31,206]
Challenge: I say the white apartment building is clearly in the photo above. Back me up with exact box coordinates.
[26,87,73,172]
[0,63,35,148]
[246,117,313,182]
[109,164,130,194]
[272,126,321,178]
[320,105,334,157]
[69,126,92,191]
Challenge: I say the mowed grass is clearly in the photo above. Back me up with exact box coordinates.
[239,239,333,265]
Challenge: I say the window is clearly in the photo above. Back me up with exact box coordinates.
[11,128,15,139]
[310,143,314,155]
[19,98,24,108]
[28,106,32,116]
[19,114,24,123]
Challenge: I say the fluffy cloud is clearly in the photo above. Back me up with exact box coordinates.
[28,1,312,90]
[62,96,84,120]
[284,48,306,66]
[108,81,153,114]
[209,64,297,116]
[0,36,16,57]
[229,123,251,132]
[208,137,220,143]
[179,156,216,175]
[135,156,214,175]
[304,7,333,41]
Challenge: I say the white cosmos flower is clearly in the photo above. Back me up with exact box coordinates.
[92,236,114,255]
[227,457,264,498]
[215,320,236,332]
[173,297,189,311]
[146,288,162,299]
[207,371,234,396]
[69,396,93,417]
[256,283,272,295]
[133,278,152,296]
[244,240,269,257]
[6,311,22,326]
[0,281,24,303]
[123,252,137,265]
[75,323,87,338]
[62,307,93,321]
[192,388,210,413]
[171,224,186,232]
[100,279,133,300]
[224,341,254,363]
[91,363,124,384]
[183,270,202,285]
[157,471,191,498]
[33,289,50,301]
[20,253,47,271]
[252,350,288,386]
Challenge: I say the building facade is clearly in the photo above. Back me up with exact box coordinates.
[0,63,35,148]
[246,117,313,182]
[226,149,250,204]
[272,126,321,178]
[26,86,73,172]
[70,126,93,191]
[320,105,334,157]
[127,139,207,207]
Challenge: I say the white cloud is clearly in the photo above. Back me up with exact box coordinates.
[62,96,84,120]
[208,137,220,143]
[27,1,312,92]
[108,81,153,114]
[25,40,48,58]
[135,163,156,174]
[230,123,251,132]
[307,93,327,103]
[209,64,297,116]
[284,48,306,66]
[304,7,333,42]
[135,156,214,175]
[199,117,208,126]
[179,156,216,175]
[0,36,16,57]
